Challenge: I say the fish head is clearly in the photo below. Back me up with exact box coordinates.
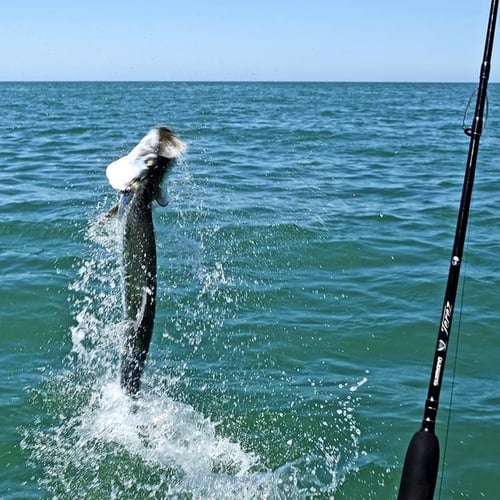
[106,127,186,205]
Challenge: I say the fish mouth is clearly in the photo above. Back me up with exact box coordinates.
[106,128,186,194]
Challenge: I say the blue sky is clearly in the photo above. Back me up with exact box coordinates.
[1,0,498,81]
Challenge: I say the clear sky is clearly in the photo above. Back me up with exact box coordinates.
[1,0,498,82]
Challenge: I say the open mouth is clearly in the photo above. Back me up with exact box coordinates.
[106,129,185,193]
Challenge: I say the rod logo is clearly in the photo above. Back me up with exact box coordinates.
[441,301,453,337]
[437,339,447,352]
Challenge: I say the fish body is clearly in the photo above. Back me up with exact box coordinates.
[106,127,185,396]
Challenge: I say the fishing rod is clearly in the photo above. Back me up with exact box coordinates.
[398,1,498,499]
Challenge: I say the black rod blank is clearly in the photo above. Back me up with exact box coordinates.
[398,1,498,498]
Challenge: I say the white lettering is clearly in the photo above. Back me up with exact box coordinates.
[433,356,443,386]
[441,301,453,337]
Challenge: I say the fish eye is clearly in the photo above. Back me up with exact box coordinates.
[144,154,156,168]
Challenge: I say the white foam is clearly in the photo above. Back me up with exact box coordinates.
[61,381,354,499]
[82,383,261,475]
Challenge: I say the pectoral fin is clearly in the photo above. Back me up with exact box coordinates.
[106,204,119,218]
[154,186,169,207]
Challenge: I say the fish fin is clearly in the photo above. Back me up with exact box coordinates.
[91,204,118,227]
[106,204,119,219]
[154,186,169,207]
[134,287,154,328]
[86,204,119,243]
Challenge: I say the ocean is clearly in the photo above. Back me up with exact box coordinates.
[1,82,499,499]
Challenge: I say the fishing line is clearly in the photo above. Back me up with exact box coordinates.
[438,101,482,497]
[398,2,498,497]
[437,221,471,499]
[463,87,489,136]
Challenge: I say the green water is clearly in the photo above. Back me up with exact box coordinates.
[2,82,500,498]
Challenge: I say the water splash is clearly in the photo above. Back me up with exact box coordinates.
[23,377,364,498]
[21,167,369,498]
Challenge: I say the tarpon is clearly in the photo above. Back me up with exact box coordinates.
[106,127,186,397]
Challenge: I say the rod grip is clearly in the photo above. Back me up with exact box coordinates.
[398,430,440,500]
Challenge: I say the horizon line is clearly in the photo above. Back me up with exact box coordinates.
[0,79,491,84]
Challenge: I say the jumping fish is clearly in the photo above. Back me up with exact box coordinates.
[106,127,185,397]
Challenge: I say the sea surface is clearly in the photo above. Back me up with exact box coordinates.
[1,82,500,499]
